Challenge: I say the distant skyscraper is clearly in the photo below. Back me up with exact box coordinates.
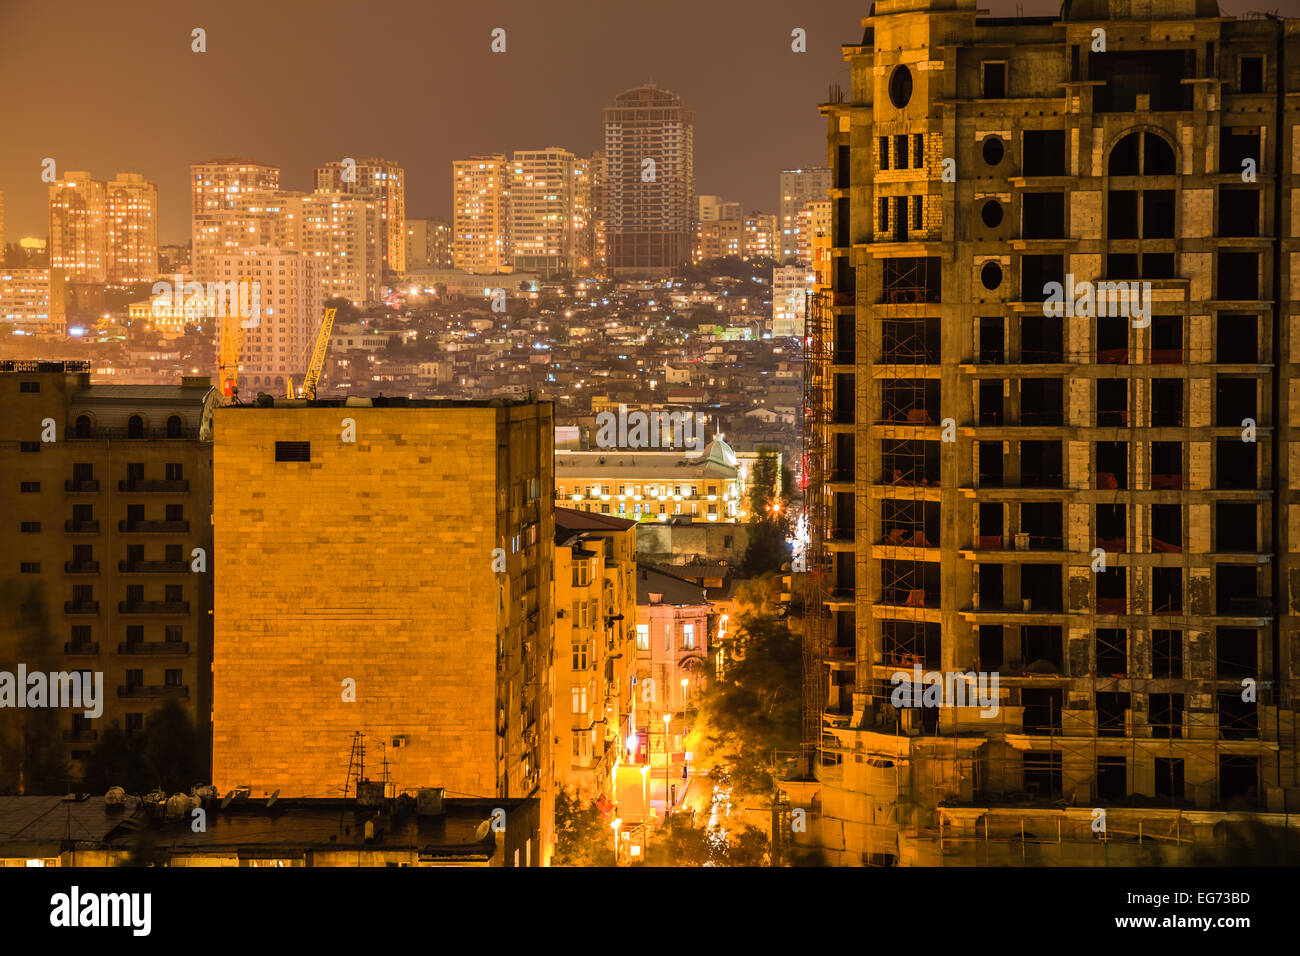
[291,191,381,304]
[0,269,65,334]
[211,246,324,392]
[0,189,5,251]
[106,172,158,285]
[744,212,779,260]
[589,149,607,274]
[406,217,453,270]
[571,155,595,275]
[779,167,831,262]
[190,159,282,283]
[510,148,577,277]
[314,158,406,275]
[772,264,814,337]
[453,155,511,274]
[603,84,695,275]
[48,171,107,283]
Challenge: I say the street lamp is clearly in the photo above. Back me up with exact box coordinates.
[663,713,672,817]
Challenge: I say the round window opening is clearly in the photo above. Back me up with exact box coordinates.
[888,65,913,109]
[980,261,1003,290]
[981,200,1003,228]
[982,136,1005,166]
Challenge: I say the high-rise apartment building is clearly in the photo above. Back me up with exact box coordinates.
[572,155,596,276]
[211,247,324,393]
[0,362,217,771]
[0,270,66,334]
[453,155,511,274]
[190,159,281,284]
[779,167,831,263]
[796,0,1300,866]
[745,212,780,261]
[553,508,637,801]
[590,149,608,275]
[313,158,406,276]
[291,192,381,304]
[510,148,577,277]
[49,172,107,284]
[106,173,159,286]
[603,85,695,275]
[406,217,453,270]
[773,265,815,338]
[211,400,554,860]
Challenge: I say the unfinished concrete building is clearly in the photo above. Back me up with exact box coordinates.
[794,0,1300,865]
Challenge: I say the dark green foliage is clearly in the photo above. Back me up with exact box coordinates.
[553,787,616,867]
[689,613,801,805]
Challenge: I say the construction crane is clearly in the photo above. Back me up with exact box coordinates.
[286,306,338,400]
[217,275,254,403]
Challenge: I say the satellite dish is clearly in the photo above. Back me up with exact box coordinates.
[266,789,280,808]
[220,790,236,809]
[475,819,491,841]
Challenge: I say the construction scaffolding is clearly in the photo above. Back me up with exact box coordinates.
[800,289,833,765]
[875,256,939,677]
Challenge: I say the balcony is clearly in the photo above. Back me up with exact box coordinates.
[117,600,190,614]
[69,426,197,441]
[64,520,100,534]
[64,601,99,614]
[117,685,189,699]
[119,560,189,573]
[118,520,190,533]
[62,729,99,743]
[64,561,99,573]
[118,479,191,493]
[63,642,99,655]
[118,641,190,655]
[64,480,100,493]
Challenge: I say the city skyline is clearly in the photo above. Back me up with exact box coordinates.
[0,0,1072,244]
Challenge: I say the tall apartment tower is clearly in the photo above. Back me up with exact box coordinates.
[290,191,381,304]
[0,362,217,774]
[48,172,107,284]
[571,155,596,276]
[453,155,511,274]
[313,158,406,276]
[510,148,577,277]
[106,173,159,286]
[406,218,453,270]
[797,0,1300,866]
[211,247,324,393]
[603,85,695,276]
[190,159,281,283]
[779,167,831,264]
[589,149,608,274]
[211,401,554,861]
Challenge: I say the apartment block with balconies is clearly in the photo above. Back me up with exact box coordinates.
[0,361,216,770]
[797,0,1300,866]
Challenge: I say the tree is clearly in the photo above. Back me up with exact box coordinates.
[643,816,769,867]
[687,612,801,806]
[740,448,790,575]
[325,296,362,325]
[0,582,70,794]
[81,701,204,794]
[553,787,616,867]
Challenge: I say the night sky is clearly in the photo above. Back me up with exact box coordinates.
[0,0,1274,244]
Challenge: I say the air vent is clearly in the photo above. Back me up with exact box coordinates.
[275,441,311,462]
